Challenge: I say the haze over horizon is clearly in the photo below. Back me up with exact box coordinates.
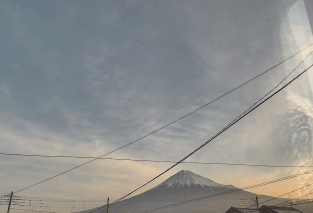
[1,0,313,212]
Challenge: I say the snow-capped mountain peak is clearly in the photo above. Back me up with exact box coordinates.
[159,170,232,189]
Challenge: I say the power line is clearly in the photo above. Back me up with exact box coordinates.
[289,200,313,206]
[1,196,255,212]
[108,60,313,207]
[0,201,102,207]
[10,208,55,213]
[275,190,313,207]
[14,195,104,202]
[23,200,103,204]
[296,192,313,199]
[1,197,106,203]
[2,152,313,168]
[248,182,313,208]
[1,196,103,209]
[12,43,313,194]
[282,198,313,207]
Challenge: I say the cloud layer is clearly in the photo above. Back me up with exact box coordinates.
[0,0,313,212]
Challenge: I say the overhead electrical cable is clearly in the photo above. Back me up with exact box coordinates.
[21,200,104,204]
[275,189,313,207]
[15,195,105,202]
[286,200,313,206]
[247,182,313,208]
[1,197,106,203]
[0,202,102,207]
[10,208,55,213]
[281,198,313,207]
[250,183,312,207]
[108,59,313,207]
[12,44,313,194]
[2,152,313,168]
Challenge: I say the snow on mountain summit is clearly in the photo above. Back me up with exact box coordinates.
[159,170,232,189]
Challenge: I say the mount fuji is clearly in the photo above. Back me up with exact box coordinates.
[77,170,285,213]
[156,170,235,189]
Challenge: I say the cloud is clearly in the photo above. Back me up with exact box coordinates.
[0,1,313,212]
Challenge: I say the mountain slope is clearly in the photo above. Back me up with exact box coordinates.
[77,170,284,213]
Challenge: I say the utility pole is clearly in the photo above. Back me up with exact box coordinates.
[107,197,109,213]
[7,191,13,213]
[256,196,259,209]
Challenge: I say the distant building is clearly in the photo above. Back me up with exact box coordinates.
[225,207,259,213]
[225,205,303,213]
[259,205,303,213]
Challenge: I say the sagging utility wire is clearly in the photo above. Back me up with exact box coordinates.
[12,43,313,194]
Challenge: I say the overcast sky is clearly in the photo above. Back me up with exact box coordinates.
[1,0,313,212]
